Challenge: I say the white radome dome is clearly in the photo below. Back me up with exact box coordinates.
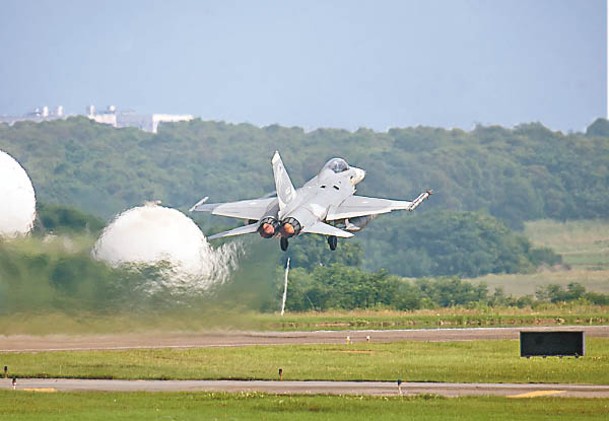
[0,150,36,238]
[93,204,235,292]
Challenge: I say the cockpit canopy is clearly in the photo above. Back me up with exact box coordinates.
[324,158,350,174]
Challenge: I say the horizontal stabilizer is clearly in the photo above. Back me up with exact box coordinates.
[301,222,354,238]
[208,223,259,240]
[191,197,277,221]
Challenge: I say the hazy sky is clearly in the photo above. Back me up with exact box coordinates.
[0,0,605,132]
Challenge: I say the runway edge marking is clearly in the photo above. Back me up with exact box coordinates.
[21,388,57,393]
[507,390,566,398]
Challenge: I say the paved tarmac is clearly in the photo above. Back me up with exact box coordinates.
[1,325,608,352]
[3,378,609,398]
[2,326,608,398]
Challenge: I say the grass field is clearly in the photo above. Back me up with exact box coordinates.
[470,269,609,296]
[1,218,607,336]
[525,219,609,271]
[469,219,609,296]
[0,304,607,334]
[1,220,607,420]
[3,339,608,384]
[1,391,608,421]
[259,305,609,331]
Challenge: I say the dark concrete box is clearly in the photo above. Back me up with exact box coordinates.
[520,331,585,357]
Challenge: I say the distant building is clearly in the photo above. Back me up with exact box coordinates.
[1,104,194,134]
[0,105,67,125]
[117,112,193,134]
[87,105,117,127]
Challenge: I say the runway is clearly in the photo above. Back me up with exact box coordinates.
[2,326,608,399]
[3,378,609,398]
[1,325,608,352]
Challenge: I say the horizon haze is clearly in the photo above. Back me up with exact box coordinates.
[0,0,605,133]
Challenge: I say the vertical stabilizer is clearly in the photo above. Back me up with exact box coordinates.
[272,151,297,210]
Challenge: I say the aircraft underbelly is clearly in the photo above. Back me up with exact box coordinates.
[286,206,323,229]
[283,190,352,231]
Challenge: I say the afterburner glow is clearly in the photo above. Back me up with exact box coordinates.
[0,150,36,237]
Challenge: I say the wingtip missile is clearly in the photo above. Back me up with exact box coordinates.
[406,190,432,211]
[189,196,209,212]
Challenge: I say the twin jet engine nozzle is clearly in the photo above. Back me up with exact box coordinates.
[257,216,280,238]
[257,216,302,239]
[278,217,302,238]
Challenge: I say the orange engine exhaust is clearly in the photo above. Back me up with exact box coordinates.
[257,217,279,239]
[279,217,301,238]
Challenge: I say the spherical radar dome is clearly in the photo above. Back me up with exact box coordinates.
[0,150,36,238]
[94,204,210,274]
[92,204,233,291]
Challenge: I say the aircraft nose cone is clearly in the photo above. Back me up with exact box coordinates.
[351,168,366,185]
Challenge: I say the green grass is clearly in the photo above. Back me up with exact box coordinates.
[524,219,609,271]
[0,391,607,421]
[1,305,607,334]
[467,219,609,296]
[1,218,607,336]
[258,306,609,331]
[1,232,95,256]
[470,270,609,296]
[3,339,609,384]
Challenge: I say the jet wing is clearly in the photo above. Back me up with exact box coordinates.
[190,197,277,221]
[301,222,354,238]
[327,191,432,221]
[208,223,259,240]
[326,195,414,221]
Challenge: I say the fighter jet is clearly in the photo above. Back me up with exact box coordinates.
[190,151,431,251]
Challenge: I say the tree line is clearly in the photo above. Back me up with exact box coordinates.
[281,264,609,312]
[1,118,608,276]
[1,117,608,226]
